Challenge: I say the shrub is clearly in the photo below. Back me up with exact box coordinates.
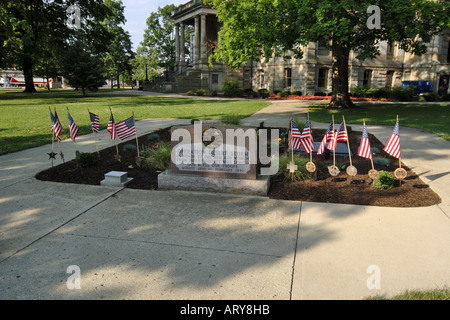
[122,143,137,152]
[374,157,390,167]
[372,170,395,190]
[207,89,218,97]
[186,90,195,96]
[196,89,206,96]
[141,142,171,171]
[292,90,302,96]
[277,91,289,98]
[422,92,440,102]
[390,86,415,101]
[442,94,450,101]
[273,154,311,182]
[369,88,390,99]
[315,92,326,96]
[76,152,96,168]
[147,133,160,142]
[350,85,371,98]
[222,80,243,97]
[258,89,271,99]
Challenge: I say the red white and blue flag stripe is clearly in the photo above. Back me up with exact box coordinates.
[89,112,100,133]
[67,111,79,142]
[288,119,302,150]
[329,121,347,150]
[300,120,314,154]
[357,123,372,159]
[383,120,401,159]
[317,122,333,155]
[50,110,62,142]
[107,112,116,140]
[116,116,136,140]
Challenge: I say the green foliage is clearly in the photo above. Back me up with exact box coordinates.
[147,133,161,142]
[258,89,271,99]
[372,171,395,190]
[141,142,172,171]
[76,152,96,168]
[351,85,371,98]
[292,90,303,96]
[221,114,242,125]
[277,91,289,98]
[186,90,195,96]
[222,80,244,97]
[422,92,440,102]
[207,89,218,97]
[122,143,137,152]
[273,154,311,182]
[389,86,415,101]
[196,89,206,96]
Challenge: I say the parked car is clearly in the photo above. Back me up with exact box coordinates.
[402,80,433,94]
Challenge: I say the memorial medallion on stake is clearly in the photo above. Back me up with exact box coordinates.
[346,165,358,177]
[368,169,379,180]
[328,165,340,177]
[306,162,316,173]
[394,168,407,180]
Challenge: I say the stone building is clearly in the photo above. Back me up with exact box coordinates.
[155,0,450,96]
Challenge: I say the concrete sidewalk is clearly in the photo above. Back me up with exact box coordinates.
[0,100,449,300]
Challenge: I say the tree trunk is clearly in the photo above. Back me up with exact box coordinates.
[329,42,355,109]
[22,56,36,93]
[117,73,120,89]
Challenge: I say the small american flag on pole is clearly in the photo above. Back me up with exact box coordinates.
[67,111,79,142]
[328,121,347,150]
[288,119,302,150]
[300,120,314,154]
[116,116,136,140]
[383,120,401,159]
[357,123,372,159]
[89,112,100,133]
[107,111,116,140]
[50,110,62,142]
[317,122,333,155]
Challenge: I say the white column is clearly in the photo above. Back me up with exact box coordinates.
[180,23,186,70]
[175,23,180,70]
[200,14,207,65]
[195,15,200,67]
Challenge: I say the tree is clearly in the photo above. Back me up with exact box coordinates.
[131,45,160,84]
[205,0,450,108]
[141,4,181,73]
[0,0,114,93]
[61,39,106,96]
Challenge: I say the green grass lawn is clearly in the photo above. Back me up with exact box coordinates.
[0,89,270,155]
[309,102,450,141]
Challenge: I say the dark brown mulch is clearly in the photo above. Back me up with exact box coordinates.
[36,127,441,208]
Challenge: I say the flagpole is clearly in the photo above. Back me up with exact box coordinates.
[55,108,64,163]
[343,116,352,167]
[110,107,120,156]
[290,115,294,183]
[308,113,312,164]
[364,119,375,171]
[133,111,140,158]
[67,107,78,153]
[332,115,336,166]
[50,107,55,167]
[88,109,101,159]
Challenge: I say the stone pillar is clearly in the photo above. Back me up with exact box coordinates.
[180,23,186,72]
[195,16,200,68]
[200,14,207,66]
[175,24,180,71]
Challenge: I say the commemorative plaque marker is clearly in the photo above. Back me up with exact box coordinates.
[170,124,257,180]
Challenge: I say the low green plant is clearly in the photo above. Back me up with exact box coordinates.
[324,163,346,170]
[122,143,137,152]
[273,154,311,182]
[221,114,242,125]
[292,90,302,96]
[222,80,244,97]
[147,133,160,142]
[196,89,206,96]
[350,85,371,97]
[76,152,96,168]
[207,89,218,97]
[374,157,390,167]
[186,90,195,96]
[372,170,395,190]
[141,142,172,171]
[258,89,271,99]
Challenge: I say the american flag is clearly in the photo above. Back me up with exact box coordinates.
[89,112,100,133]
[107,112,116,140]
[50,110,62,142]
[67,111,79,142]
[300,120,314,154]
[317,122,333,155]
[329,122,347,150]
[288,119,302,150]
[116,116,136,140]
[357,123,372,159]
[383,120,401,159]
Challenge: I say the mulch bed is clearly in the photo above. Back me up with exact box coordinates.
[36,127,441,208]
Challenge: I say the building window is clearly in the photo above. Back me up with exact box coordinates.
[211,74,219,85]
[387,41,394,55]
[385,70,394,90]
[284,68,292,88]
[363,69,372,87]
[318,68,328,88]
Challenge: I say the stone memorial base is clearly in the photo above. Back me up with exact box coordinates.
[100,171,133,187]
[158,170,270,196]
